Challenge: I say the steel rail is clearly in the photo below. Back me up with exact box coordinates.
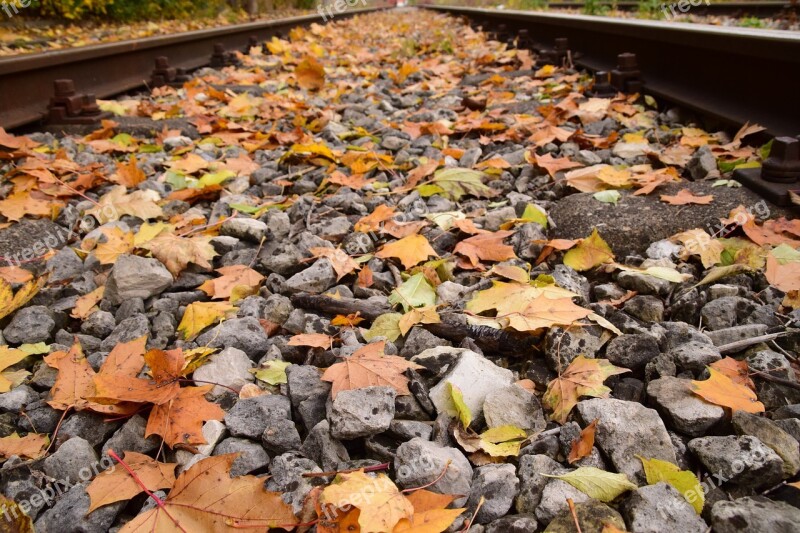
[0,7,386,130]
[547,1,796,17]
[425,5,800,137]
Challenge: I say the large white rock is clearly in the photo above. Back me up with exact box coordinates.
[428,349,514,422]
[192,347,254,399]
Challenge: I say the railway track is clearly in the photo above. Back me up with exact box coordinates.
[547,1,797,18]
[425,5,800,140]
[0,6,386,131]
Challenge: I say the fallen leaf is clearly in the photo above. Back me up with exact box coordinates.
[144,385,226,447]
[321,342,423,399]
[0,191,56,222]
[94,227,135,264]
[320,470,414,533]
[0,346,32,393]
[0,432,48,461]
[672,229,724,268]
[87,186,163,223]
[0,266,33,284]
[543,356,630,423]
[389,273,436,312]
[296,56,326,90]
[398,306,441,336]
[0,276,45,321]
[251,360,292,385]
[568,419,597,464]
[639,456,704,514]
[392,490,464,533]
[531,152,583,178]
[362,313,403,342]
[310,248,359,280]
[110,155,146,187]
[45,342,97,411]
[660,189,713,205]
[765,244,800,292]
[691,367,764,414]
[141,232,216,277]
[710,357,755,391]
[563,229,615,271]
[453,230,517,267]
[448,382,472,427]
[178,301,236,340]
[87,452,176,512]
[199,265,264,300]
[288,333,334,350]
[119,454,297,532]
[71,286,105,319]
[417,168,492,201]
[376,234,439,270]
[544,467,636,502]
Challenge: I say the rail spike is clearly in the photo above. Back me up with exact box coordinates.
[734,136,800,206]
[47,79,112,126]
[210,43,241,69]
[151,57,191,89]
[609,52,642,94]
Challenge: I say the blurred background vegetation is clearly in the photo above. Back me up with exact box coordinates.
[12,0,319,21]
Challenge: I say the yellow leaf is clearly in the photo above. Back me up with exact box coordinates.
[639,456,704,514]
[94,227,134,264]
[0,276,45,321]
[296,56,325,90]
[71,286,105,319]
[376,234,439,270]
[178,302,236,340]
[543,356,629,423]
[563,229,615,271]
[320,471,414,533]
[448,382,472,427]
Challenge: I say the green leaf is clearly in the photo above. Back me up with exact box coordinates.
[712,179,742,188]
[18,343,49,355]
[418,168,491,201]
[771,243,800,264]
[251,360,291,385]
[165,170,190,190]
[197,170,235,188]
[362,313,402,342]
[718,159,745,173]
[544,467,637,502]
[693,264,752,289]
[111,133,134,147]
[229,203,261,214]
[639,457,704,514]
[593,190,621,205]
[478,424,527,457]
[520,204,548,228]
[448,382,472,427]
[388,273,436,312]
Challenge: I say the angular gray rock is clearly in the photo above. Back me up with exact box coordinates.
[711,496,800,533]
[428,349,514,423]
[732,410,800,477]
[328,386,396,439]
[282,259,337,294]
[622,482,706,533]
[213,437,270,476]
[196,317,270,360]
[34,482,125,533]
[668,341,721,373]
[604,333,660,370]
[576,398,676,483]
[300,420,350,471]
[546,500,626,533]
[3,305,56,344]
[287,364,330,430]
[544,325,610,370]
[465,464,519,524]
[191,347,254,398]
[483,384,546,432]
[262,417,302,454]
[43,437,100,484]
[102,414,159,456]
[688,435,784,489]
[224,394,291,439]
[104,254,173,305]
[395,438,473,506]
[220,217,269,243]
[647,376,726,436]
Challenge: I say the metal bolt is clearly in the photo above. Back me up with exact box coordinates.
[617,52,638,70]
[155,56,170,69]
[53,79,75,97]
[762,136,800,183]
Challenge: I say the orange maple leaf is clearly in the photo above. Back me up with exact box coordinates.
[660,189,713,205]
[321,342,423,399]
[691,367,765,414]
